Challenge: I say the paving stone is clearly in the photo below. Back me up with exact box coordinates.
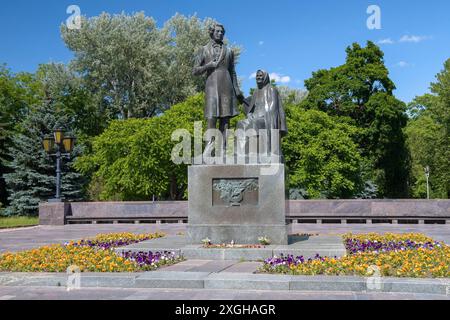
[234,290,357,300]
[0,273,68,287]
[204,273,292,291]
[157,260,211,272]
[289,276,366,292]
[220,262,261,273]
[77,273,140,288]
[2,224,449,255]
[1,285,449,300]
[380,278,450,295]
[180,247,227,260]
[1,271,448,296]
[122,235,186,250]
[223,248,274,261]
[0,272,141,288]
[186,260,238,273]
[189,290,239,300]
[0,224,184,254]
[180,246,274,261]
[135,271,209,289]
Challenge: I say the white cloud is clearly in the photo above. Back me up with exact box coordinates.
[258,41,264,46]
[399,35,430,43]
[378,38,395,45]
[271,73,291,83]
[395,61,409,68]
[249,72,291,84]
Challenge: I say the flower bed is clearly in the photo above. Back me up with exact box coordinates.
[343,232,441,254]
[69,232,165,250]
[260,233,449,278]
[121,251,182,270]
[0,232,184,273]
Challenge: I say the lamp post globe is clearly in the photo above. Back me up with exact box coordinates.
[54,128,64,144]
[62,136,76,153]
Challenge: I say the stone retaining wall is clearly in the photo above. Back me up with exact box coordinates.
[39,200,450,225]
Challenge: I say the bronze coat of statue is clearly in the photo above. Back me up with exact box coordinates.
[193,23,244,153]
[238,70,287,157]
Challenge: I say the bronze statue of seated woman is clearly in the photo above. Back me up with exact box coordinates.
[237,70,287,162]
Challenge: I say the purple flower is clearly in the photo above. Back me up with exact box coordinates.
[344,238,442,255]
[119,250,179,269]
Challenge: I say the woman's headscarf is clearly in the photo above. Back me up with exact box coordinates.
[256,69,271,88]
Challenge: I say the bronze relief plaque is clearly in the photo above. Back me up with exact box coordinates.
[212,178,259,207]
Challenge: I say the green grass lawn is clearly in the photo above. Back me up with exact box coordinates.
[0,216,39,229]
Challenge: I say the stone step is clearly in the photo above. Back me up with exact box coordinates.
[1,272,448,295]
[0,272,142,288]
[135,271,209,289]
[115,234,347,261]
[134,272,450,295]
[114,234,347,261]
[220,262,261,273]
[116,246,346,261]
[158,260,238,273]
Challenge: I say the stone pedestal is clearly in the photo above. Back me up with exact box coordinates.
[187,164,289,245]
[39,202,70,225]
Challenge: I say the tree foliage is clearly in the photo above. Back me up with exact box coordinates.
[3,100,85,216]
[75,94,204,201]
[406,59,450,198]
[283,106,364,199]
[277,86,308,105]
[0,65,44,207]
[2,10,447,206]
[300,41,409,198]
[61,12,230,119]
[1,63,94,215]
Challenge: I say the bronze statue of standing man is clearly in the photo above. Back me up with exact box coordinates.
[193,23,244,153]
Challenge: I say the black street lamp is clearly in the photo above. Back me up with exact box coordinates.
[424,166,430,200]
[43,129,76,202]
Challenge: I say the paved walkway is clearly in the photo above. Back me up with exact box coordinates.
[0,286,448,300]
[1,224,449,300]
[1,224,449,253]
[158,260,261,273]
[0,224,184,253]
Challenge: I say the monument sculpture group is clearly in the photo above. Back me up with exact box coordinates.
[188,23,289,245]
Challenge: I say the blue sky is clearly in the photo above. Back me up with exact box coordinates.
[0,0,449,103]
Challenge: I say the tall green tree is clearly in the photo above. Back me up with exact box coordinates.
[300,41,409,198]
[429,59,450,198]
[75,94,204,201]
[3,99,85,216]
[283,105,364,199]
[2,63,96,216]
[0,65,43,208]
[34,63,106,155]
[61,12,231,119]
[277,86,308,105]
[406,59,450,198]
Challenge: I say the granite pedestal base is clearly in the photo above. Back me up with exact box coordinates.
[187,164,288,245]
